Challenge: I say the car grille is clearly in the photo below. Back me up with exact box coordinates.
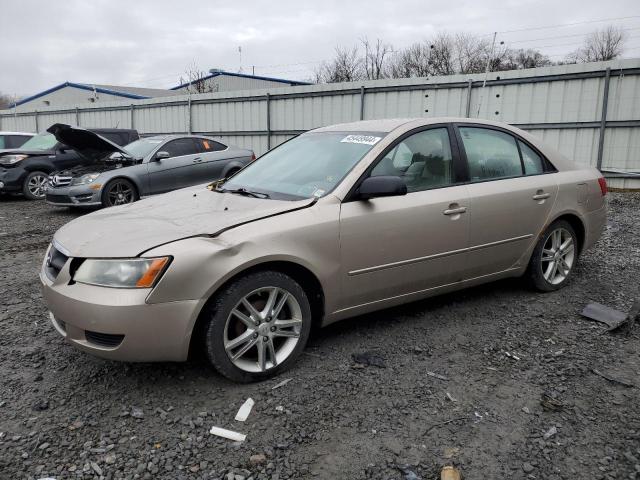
[45,244,69,280]
[85,331,125,348]
[45,194,73,204]
[48,174,72,187]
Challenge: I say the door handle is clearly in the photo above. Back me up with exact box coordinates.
[443,206,467,215]
[532,192,550,200]
[193,157,202,163]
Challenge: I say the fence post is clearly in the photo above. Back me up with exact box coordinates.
[34,110,39,132]
[465,79,473,117]
[187,96,192,134]
[360,86,366,120]
[75,107,80,126]
[596,67,611,171]
[266,93,271,150]
[130,104,135,129]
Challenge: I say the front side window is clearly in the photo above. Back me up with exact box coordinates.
[459,127,523,181]
[370,128,454,192]
[162,138,199,158]
[221,131,385,200]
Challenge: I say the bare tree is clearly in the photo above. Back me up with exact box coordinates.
[567,25,626,63]
[453,33,493,74]
[385,42,432,78]
[361,37,392,80]
[0,92,14,109]
[429,33,456,75]
[314,46,364,83]
[178,62,216,94]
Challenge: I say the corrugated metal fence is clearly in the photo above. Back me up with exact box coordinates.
[2,58,639,187]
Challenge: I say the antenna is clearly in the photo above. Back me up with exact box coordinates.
[476,32,497,117]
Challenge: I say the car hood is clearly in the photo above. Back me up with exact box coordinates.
[47,123,133,163]
[53,186,316,258]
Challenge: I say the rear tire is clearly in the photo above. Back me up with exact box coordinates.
[22,171,49,200]
[101,178,138,207]
[528,220,578,292]
[202,271,312,383]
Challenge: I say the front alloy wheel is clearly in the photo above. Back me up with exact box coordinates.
[23,171,48,200]
[529,220,578,291]
[102,179,137,207]
[203,271,312,382]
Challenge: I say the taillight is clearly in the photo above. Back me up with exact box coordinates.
[598,177,607,196]
[251,153,256,161]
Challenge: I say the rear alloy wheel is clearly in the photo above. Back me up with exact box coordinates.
[528,220,578,291]
[22,171,49,200]
[102,179,137,207]
[203,271,312,382]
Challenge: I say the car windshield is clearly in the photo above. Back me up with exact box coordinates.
[221,131,385,200]
[19,132,58,151]
[124,137,165,159]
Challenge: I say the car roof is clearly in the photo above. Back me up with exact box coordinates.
[311,117,531,134]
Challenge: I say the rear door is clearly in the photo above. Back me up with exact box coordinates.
[147,138,201,194]
[339,125,470,310]
[455,125,558,278]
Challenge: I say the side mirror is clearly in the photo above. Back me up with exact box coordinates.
[154,151,170,161]
[358,176,407,200]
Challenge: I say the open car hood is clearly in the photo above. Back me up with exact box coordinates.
[53,185,316,258]
[47,123,133,163]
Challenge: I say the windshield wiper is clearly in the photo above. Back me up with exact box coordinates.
[217,187,270,199]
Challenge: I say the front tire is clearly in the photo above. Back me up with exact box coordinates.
[22,171,49,200]
[101,178,137,207]
[202,271,312,383]
[528,220,578,292]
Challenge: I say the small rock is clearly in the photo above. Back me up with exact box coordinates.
[522,462,535,473]
[90,461,103,475]
[130,406,144,419]
[105,453,116,464]
[543,426,558,440]
[521,406,530,414]
[32,399,49,411]
[249,453,267,466]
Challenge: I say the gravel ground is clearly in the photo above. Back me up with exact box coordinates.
[1,192,639,480]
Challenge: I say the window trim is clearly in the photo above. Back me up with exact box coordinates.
[196,137,228,153]
[452,122,557,185]
[343,123,464,202]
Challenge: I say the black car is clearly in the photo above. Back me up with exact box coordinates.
[0,128,139,200]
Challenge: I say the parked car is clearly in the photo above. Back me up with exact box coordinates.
[0,127,138,200]
[0,131,35,153]
[45,124,254,208]
[41,118,606,382]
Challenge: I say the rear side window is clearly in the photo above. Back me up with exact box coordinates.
[198,138,226,152]
[459,127,522,181]
[162,138,200,158]
[518,140,545,175]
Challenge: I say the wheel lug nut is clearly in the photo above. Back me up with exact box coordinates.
[263,336,269,342]
[270,326,276,332]
[253,332,258,338]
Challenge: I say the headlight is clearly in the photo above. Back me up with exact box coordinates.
[73,257,170,288]
[70,173,100,186]
[0,154,28,166]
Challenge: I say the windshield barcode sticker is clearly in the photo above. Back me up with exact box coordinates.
[341,135,381,145]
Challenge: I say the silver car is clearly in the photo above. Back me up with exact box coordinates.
[44,124,254,208]
[40,118,607,382]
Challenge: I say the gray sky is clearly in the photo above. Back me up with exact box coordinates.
[1,0,639,97]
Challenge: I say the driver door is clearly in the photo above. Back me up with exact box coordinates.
[338,126,470,311]
[147,138,201,194]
